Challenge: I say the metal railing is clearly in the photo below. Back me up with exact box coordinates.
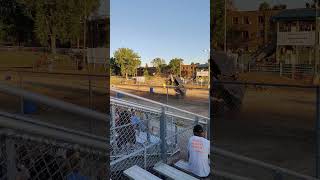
[247,63,315,79]
[0,83,108,179]
[0,69,108,111]
[110,88,209,179]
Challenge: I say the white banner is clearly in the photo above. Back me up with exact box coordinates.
[277,32,315,46]
[196,71,209,77]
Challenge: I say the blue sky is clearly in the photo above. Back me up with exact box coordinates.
[110,0,209,66]
[234,0,307,10]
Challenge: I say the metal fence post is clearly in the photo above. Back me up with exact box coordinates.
[18,72,24,114]
[292,64,295,79]
[6,137,17,180]
[280,62,283,77]
[144,145,147,169]
[160,106,167,163]
[88,76,93,109]
[316,86,320,178]
[195,116,199,125]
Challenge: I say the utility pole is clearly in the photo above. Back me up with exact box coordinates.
[224,0,227,52]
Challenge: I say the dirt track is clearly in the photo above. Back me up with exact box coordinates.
[214,85,317,178]
[111,84,209,117]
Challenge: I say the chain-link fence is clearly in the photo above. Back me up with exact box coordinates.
[0,117,107,180]
[110,89,209,179]
[212,81,319,179]
[0,83,108,180]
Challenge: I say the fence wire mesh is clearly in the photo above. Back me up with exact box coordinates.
[110,96,208,180]
[0,131,107,180]
[212,81,317,179]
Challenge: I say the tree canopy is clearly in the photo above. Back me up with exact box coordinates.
[17,0,99,53]
[0,0,33,45]
[259,1,271,11]
[113,48,141,79]
[169,58,183,75]
[151,57,166,75]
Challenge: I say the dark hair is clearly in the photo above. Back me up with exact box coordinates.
[193,124,204,135]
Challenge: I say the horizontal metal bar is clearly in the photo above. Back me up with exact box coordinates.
[0,69,107,78]
[111,88,209,120]
[214,147,319,180]
[111,98,207,124]
[0,83,107,122]
[0,112,106,150]
[114,84,208,90]
[213,81,317,89]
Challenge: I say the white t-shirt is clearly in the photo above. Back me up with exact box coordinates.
[187,135,210,177]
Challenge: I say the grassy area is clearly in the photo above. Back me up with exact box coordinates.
[0,50,107,73]
[0,51,41,67]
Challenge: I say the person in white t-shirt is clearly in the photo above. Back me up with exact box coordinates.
[187,124,210,178]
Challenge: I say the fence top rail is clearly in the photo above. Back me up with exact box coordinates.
[111,97,208,124]
[213,80,318,89]
[0,83,108,122]
[214,146,319,180]
[0,111,107,150]
[110,88,209,120]
[0,69,108,78]
[112,84,209,90]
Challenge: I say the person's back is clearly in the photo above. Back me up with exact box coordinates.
[188,125,210,178]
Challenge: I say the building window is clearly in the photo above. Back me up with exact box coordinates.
[279,23,291,32]
[233,17,239,24]
[258,16,264,24]
[242,31,249,39]
[243,16,250,24]
[299,21,314,31]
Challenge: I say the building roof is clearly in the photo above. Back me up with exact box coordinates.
[272,8,320,21]
[196,64,209,68]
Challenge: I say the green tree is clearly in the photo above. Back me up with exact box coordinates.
[113,48,141,79]
[169,58,183,75]
[211,0,225,50]
[306,0,320,8]
[143,63,149,77]
[20,0,99,53]
[110,57,121,75]
[68,0,100,48]
[0,0,34,45]
[151,58,166,75]
[259,2,271,11]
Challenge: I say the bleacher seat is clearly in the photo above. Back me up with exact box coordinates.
[124,165,162,180]
[153,162,199,180]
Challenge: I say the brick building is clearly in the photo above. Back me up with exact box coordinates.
[227,9,280,52]
[181,64,197,78]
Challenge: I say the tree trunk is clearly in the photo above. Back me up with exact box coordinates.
[50,35,56,54]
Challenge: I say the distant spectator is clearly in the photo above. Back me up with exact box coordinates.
[131,110,146,132]
[187,125,210,178]
[66,150,88,180]
[16,164,30,180]
[116,110,136,148]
